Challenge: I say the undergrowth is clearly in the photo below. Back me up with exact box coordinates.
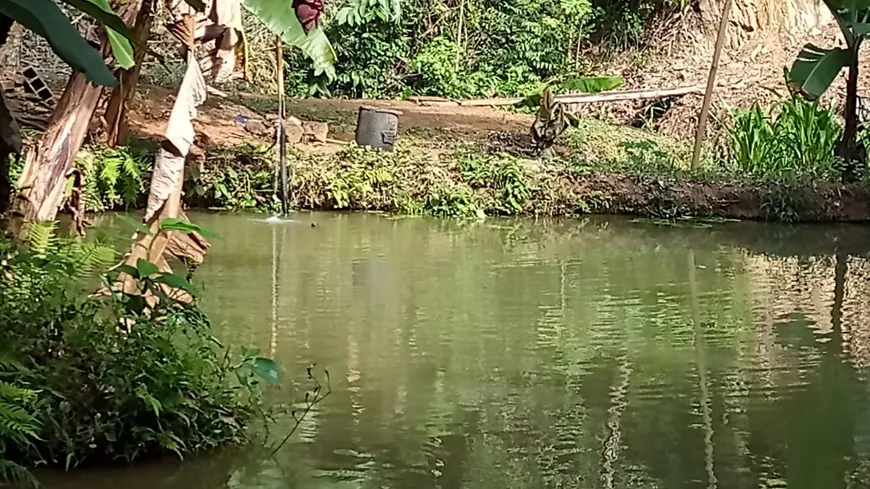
[292,143,600,219]
[0,220,282,486]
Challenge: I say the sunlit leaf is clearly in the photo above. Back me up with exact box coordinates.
[59,0,135,68]
[243,0,336,79]
[0,0,116,86]
[158,217,220,239]
[136,258,159,278]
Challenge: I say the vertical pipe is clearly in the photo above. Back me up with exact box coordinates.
[691,0,732,169]
[276,35,289,216]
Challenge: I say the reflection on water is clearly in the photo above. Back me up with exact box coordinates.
[45,213,870,489]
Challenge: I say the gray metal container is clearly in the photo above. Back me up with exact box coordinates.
[355,106,402,150]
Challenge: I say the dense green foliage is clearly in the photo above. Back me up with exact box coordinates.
[184,143,280,212]
[292,144,576,218]
[0,223,278,485]
[283,0,686,98]
[726,97,843,180]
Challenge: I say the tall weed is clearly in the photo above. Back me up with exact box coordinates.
[728,98,841,180]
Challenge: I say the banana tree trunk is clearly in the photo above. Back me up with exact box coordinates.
[839,58,865,184]
[9,0,146,233]
[105,0,155,147]
[9,73,103,229]
[117,0,245,300]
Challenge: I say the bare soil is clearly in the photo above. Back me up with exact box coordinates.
[120,85,870,223]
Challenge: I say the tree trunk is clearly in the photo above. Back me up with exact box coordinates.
[105,0,155,147]
[0,14,19,216]
[839,55,865,184]
[8,0,145,232]
[9,73,104,229]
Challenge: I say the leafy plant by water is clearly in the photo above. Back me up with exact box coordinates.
[727,97,841,180]
[0,221,279,485]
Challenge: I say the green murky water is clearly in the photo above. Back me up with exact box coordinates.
[44,212,870,489]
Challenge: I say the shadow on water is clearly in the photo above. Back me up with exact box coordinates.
[70,212,870,489]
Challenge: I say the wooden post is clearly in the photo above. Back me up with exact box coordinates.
[276,35,289,216]
[691,0,732,169]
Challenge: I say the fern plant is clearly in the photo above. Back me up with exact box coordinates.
[0,354,39,488]
[24,220,116,282]
[75,146,149,212]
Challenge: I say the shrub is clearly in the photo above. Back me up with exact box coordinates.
[184,143,279,212]
[0,223,277,483]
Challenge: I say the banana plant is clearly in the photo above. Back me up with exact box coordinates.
[0,0,137,85]
[787,0,870,182]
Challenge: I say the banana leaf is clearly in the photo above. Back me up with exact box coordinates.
[243,0,336,78]
[788,44,851,99]
[0,0,116,85]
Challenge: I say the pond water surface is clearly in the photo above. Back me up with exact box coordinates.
[44,212,870,489]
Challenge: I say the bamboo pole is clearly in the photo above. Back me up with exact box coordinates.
[691,0,732,169]
[276,35,289,216]
[452,85,703,107]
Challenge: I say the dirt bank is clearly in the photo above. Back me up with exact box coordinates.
[574,173,870,222]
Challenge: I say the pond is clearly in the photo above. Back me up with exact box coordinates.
[44,212,870,489]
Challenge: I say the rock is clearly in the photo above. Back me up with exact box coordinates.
[302,121,328,143]
[244,118,270,136]
[284,123,304,144]
[287,115,303,127]
[265,113,279,121]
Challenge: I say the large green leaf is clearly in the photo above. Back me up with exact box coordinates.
[183,0,206,10]
[60,0,135,69]
[250,356,280,382]
[822,0,870,41]
[560,76,624,93]
[0,0,116,85]
[154,273,198,296]
[788,44,851,99]
[517,75,624,109]
[242,0,337,79]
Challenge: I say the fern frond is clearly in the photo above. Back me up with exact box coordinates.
[0,384,37,403]
[119,152,143,208]
[26,221,57,258]
[0,459,37,488]
[0,400,40,441]
[100,154,122,200]
[73,242,116,279]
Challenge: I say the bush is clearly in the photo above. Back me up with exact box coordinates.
[183,143,279,212]
[0,223,276,483]
[283,0,677,98]
[727,97,842,180]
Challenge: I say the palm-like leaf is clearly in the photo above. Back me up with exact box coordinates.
[787,44,851,99]
[243,0,336,78]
